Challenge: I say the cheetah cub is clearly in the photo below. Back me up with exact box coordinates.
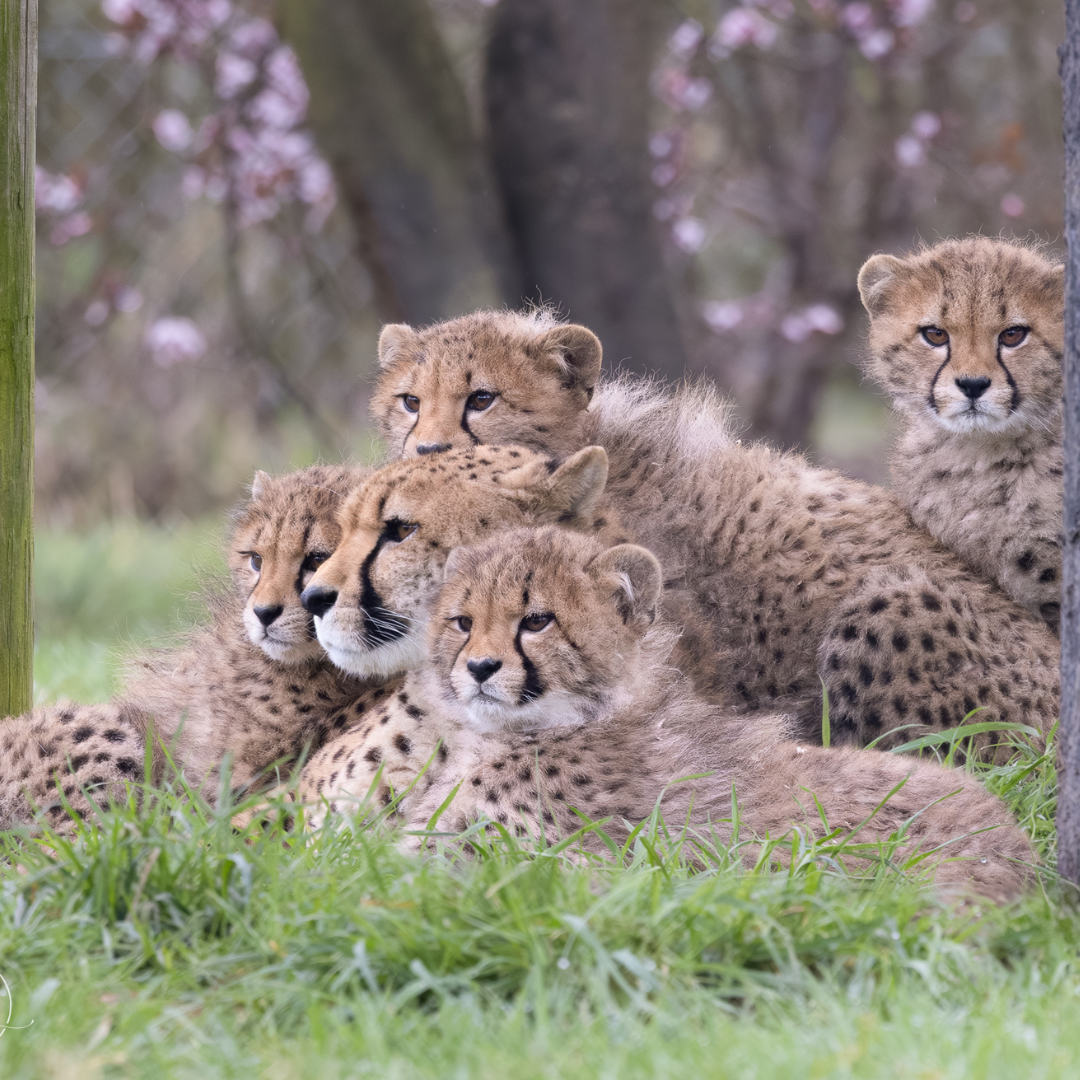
[368,312,1060,758]
[859,237,1064,632]
[0,466,393,831]
[302,528,1036,903]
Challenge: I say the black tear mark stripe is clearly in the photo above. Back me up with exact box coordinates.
[514,626,546,705]
[460,402,481,445]
[359,531,410,647]
[995,339,1021,414]
[293,522,313,597]
[927,341,952,413]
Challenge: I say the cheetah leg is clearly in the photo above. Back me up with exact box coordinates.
[817,566,1058,763]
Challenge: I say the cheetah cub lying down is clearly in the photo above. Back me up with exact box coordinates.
[859,237,1064,632]
[368,310,1060,759]
[0,465,394,831]
[301,528,1036,903]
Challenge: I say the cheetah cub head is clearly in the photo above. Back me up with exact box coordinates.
[300,445,614,680]
[371,309,602,459]
[230,464,368,664]
[858,237,1063,437]
[423,527,663,734]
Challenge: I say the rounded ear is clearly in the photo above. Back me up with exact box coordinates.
[442,545,470,583]
[378,323,421,370]
[534,324,603,392]
[857,254,907,318]
[543,446,609,524]
[251,470,271,499]
[588,544,662,628]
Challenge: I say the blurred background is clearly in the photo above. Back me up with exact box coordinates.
[33,0,1067,692]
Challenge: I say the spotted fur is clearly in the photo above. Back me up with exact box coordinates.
[369,312,1061,759]
[859,237,1064,632]
[302,529,1036,903]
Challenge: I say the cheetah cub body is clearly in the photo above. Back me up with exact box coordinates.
[0,466,392,830]
[303,529,1036,903]
[859,237,1064,631]
[368,312,1060,758]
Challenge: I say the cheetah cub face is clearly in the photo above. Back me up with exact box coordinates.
[423,527,662,734]
[371,310,602,460]
[858,237,1063,437]
[300,445,611,680]
[230,465,366,664]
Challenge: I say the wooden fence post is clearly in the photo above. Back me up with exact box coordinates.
[1059,0,1080,886]
[0,0,36,720]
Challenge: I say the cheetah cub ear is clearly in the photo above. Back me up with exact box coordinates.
[531,324,603,394]
[857,253,907,317]
[588,544,662,629]
[251,469,272,499]
[377,323,422,369]
[442,544,470,584]
[502,445,609,525]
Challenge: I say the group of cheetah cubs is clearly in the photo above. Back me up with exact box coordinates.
[0,237,1065,903]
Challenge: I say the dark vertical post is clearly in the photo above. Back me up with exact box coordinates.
[0,0,36,720]
[1059,0,1080,885]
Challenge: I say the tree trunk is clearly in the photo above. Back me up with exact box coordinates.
[1058,0,1080,887]
[485,0,688,380]
[277,0,519,325]
[0,0,36,720]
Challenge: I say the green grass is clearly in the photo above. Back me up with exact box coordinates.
[4,521,1077,1078]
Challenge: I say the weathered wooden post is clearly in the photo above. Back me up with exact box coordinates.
[0,0,36,720]
[1060,0,1080,886]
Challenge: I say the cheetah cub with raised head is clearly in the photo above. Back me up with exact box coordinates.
[368,311,1060,758]
[0,465,393,831]
[302,528,1036,903]
[859,237,1064,632]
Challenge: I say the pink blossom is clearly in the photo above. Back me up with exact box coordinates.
[859,28,895,59]
[910,110,941,140]
[888,0,933,28]
[895,134,925,167]
[672,217,707,252]
[803,304,844,334]
[101,0,139,25]
[714,8,779,53]
[145,316,207,366]
[649,132,675,159]
[669,19,704,58]
[703,301,745,332]
[841,3,875,33]
[216,52,257,98]
[115,286,144,313]
[35,167,81,214]
[49,212,93,246]
[153,109,193,153]
[228,17,276,57]
[651,162,678,188]
[298,159,334,205]
[1001,193,1025,218]
[780,312,812,343]
[181,165,206,199]
[84,300,110,327]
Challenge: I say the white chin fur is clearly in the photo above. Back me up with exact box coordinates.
[932,400,1028,436]
[316,619,428,679]
[257,636,325,665]
[452,688,603,734]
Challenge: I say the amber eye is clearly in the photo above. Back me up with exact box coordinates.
[999,326,1029,348]
[249,553,262,572]
[921,326,949,347]
[521,612,553,633]
[466,390,496,412]
[401,394,420,414]
[455,615,473,633]
[301,551,330,573]
[385,520,418,542]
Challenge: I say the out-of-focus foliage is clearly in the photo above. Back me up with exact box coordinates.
[34,0,1066,521]
[35,0,381,525]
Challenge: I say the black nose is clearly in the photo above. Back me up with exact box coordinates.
[301,585,338,618]
[466,657,502,684]
[253,604,283,627]
[955,376,991,400]
[416,442,453,456]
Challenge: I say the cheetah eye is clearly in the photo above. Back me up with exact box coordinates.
[384,519,418,542]
[248,553,263,573]
[301,551,331,573]
[400,394,420,414]
[454,615,473,633]
[466,390,496,412]
[521,612,553,633]
[921,326,949,347]
[999,326,1029,348]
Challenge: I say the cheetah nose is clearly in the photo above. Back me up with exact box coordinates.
[253,603,284,627]
[466,657,502,684]
[955,376,991,400]
[300,584,338,619]
[416,442,453,456]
